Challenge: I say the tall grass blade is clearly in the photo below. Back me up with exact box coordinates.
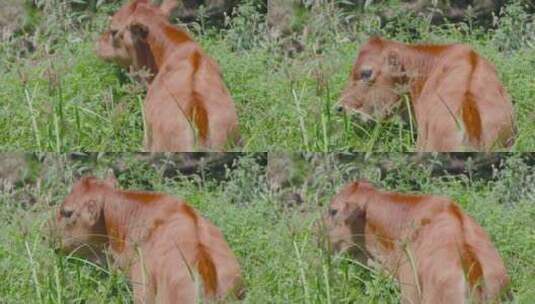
[24,86,42,150]
[25,241,43,304]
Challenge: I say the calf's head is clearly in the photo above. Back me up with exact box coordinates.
[55,176,117,261]
[96,0,143,66]
[95,0,172,72]
[323,181,375,258]
[337,37,406,122]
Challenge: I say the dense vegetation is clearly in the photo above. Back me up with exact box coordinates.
[0,1,533,303]
[0,0,533,151]
[0,153,534,302]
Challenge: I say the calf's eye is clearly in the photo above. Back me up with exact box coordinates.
[60,208,74,218]
[360,69,373,80]
[329,209,338,217]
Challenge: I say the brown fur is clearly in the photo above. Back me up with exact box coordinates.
[323,181,510,304]
[96,0,239,151]
[55,175,243,304]
[339,37,516,151]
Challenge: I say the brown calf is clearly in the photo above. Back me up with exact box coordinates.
[96,0,239,151]
[338,37,516,151]
[323,181,510,304]
[55,175,243,303]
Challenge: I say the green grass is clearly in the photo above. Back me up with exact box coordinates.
[1,153,534,303]
[1,1,533,151]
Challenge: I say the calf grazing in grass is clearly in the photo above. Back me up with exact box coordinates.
[96,0,239,151]
[337,37,516,152]
[322,181,510,304]
[55,175,243,303]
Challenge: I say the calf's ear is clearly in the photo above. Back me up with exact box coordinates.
[386,49,403,75]
[104,169,118,189]
[350,180,374,192]
[159,0,178,18]
[85,199,103,226]
[355,179,374,189]
[129,22,158,80]
[348,180,374,210]
[132,0,150,7]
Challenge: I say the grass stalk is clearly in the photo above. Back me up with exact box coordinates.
[322,263,332,304]
[403,94,415,146]
[24,86,42,150]
[25,240,43,304]
[292,84,309,151]
[54,264,63,304]
[294,240,311,304]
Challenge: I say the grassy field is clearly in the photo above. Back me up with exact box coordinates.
[0,153,534,303]
[0,1,534,151]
